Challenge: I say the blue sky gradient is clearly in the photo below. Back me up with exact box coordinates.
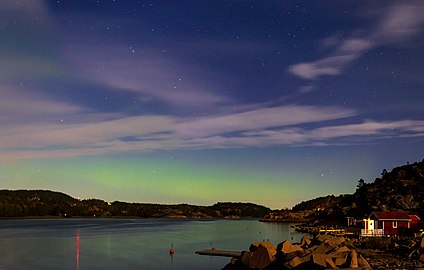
[1,0,423,208]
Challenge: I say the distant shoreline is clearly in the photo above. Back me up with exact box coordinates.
[0,216,260,221]
[259,218,307,223]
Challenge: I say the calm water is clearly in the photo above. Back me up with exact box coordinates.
[0,218,304,270]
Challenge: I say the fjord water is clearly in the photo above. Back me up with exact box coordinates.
[0,219,304,270]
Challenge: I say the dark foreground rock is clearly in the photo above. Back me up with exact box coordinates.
[222,235,424,270]
[222,234,371,270]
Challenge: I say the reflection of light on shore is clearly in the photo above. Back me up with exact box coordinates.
[76,229,80,270]
[169,252,174,264]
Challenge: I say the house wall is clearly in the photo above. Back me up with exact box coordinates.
[383,221,409,235]
[410,220,420,230]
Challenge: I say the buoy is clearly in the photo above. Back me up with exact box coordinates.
[169,243,175,255]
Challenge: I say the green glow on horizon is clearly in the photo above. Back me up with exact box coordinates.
[0,150,360,209]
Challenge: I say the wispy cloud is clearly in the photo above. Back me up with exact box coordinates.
[0,0,46,13]
[289,2,424,82]
[0,85,84,125]
[2,98,424,163]
[1,1,424,165]
[0,0,65,88]
[174,105,355,137]
[372,3,424,44]
[289,55,358,80]
[63,42,230,109]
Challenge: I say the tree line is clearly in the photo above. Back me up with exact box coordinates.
[0,190,271,218]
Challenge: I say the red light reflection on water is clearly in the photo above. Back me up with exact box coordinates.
[76,229,80,270]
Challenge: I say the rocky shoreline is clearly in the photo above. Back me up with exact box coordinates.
[221,234,424,270]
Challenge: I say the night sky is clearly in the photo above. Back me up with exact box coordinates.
[1,0,423,209]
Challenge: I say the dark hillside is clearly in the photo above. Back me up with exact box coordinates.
[0,189,270,218]
[292,159,424,223]
[0,189,78,216]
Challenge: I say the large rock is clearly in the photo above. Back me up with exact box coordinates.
[283,254,311,269]
[315,234,346,246]
[300,235,311,247]
[328,245,350,266]
[311,253,329,268]
[311,240,336,255]
[240,242,276,270]
[333,251,349,267]
[227,235,371,270]
[325,257,338,269]
[249,241,276,254]
[358,254,371,268]
[329,245,350,255]
[278,240,303,254]
[348,249,358,268]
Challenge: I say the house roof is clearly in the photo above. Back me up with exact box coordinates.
[409,215,421,222]
[370,211,411,221]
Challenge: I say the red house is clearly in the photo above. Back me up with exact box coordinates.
[369,211,411,235]
[409,214,421,230]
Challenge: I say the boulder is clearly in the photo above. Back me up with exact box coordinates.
[284,254,311,269]
[250,241,276,255]
[325,257,338,269]
[283,250,305,262]
[358,254,371,268]
[334,252,349,267]
[241,242,276,270]
[328,245,350,266]
[315,234,346,246]
[228,234,372,270]
[311,253,329,268]
[311,240,336,255]
[278,240,303,254]
[330,245,350,254]
[300,235,311,247]
[348,249,358,268]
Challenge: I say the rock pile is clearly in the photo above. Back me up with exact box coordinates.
[356,236,424,269]
[223,234,371,270]
[416,236,424,268]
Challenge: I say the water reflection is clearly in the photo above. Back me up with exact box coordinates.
[0,219,304,270]
[169,243,175,264]
[75,228,80,270]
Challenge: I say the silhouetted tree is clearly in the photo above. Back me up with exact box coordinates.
[357,178,365,190]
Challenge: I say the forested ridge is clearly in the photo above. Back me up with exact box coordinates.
[0,189,270,218]
[292,159,424,222]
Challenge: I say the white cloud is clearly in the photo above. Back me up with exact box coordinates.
[174,105,355,137]
[2,98,424,163]
[0,85,84,124]
[373,3,424,43]
[0,0,46,13]
[63,43,229,109]
[289,2,424,82]
[289,55,356,80]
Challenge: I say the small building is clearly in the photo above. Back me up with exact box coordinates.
[346,216,362,227]
[361,217,384,237]
[408,214,421,230]
[361,211,413,236]
[360,211,422,236]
